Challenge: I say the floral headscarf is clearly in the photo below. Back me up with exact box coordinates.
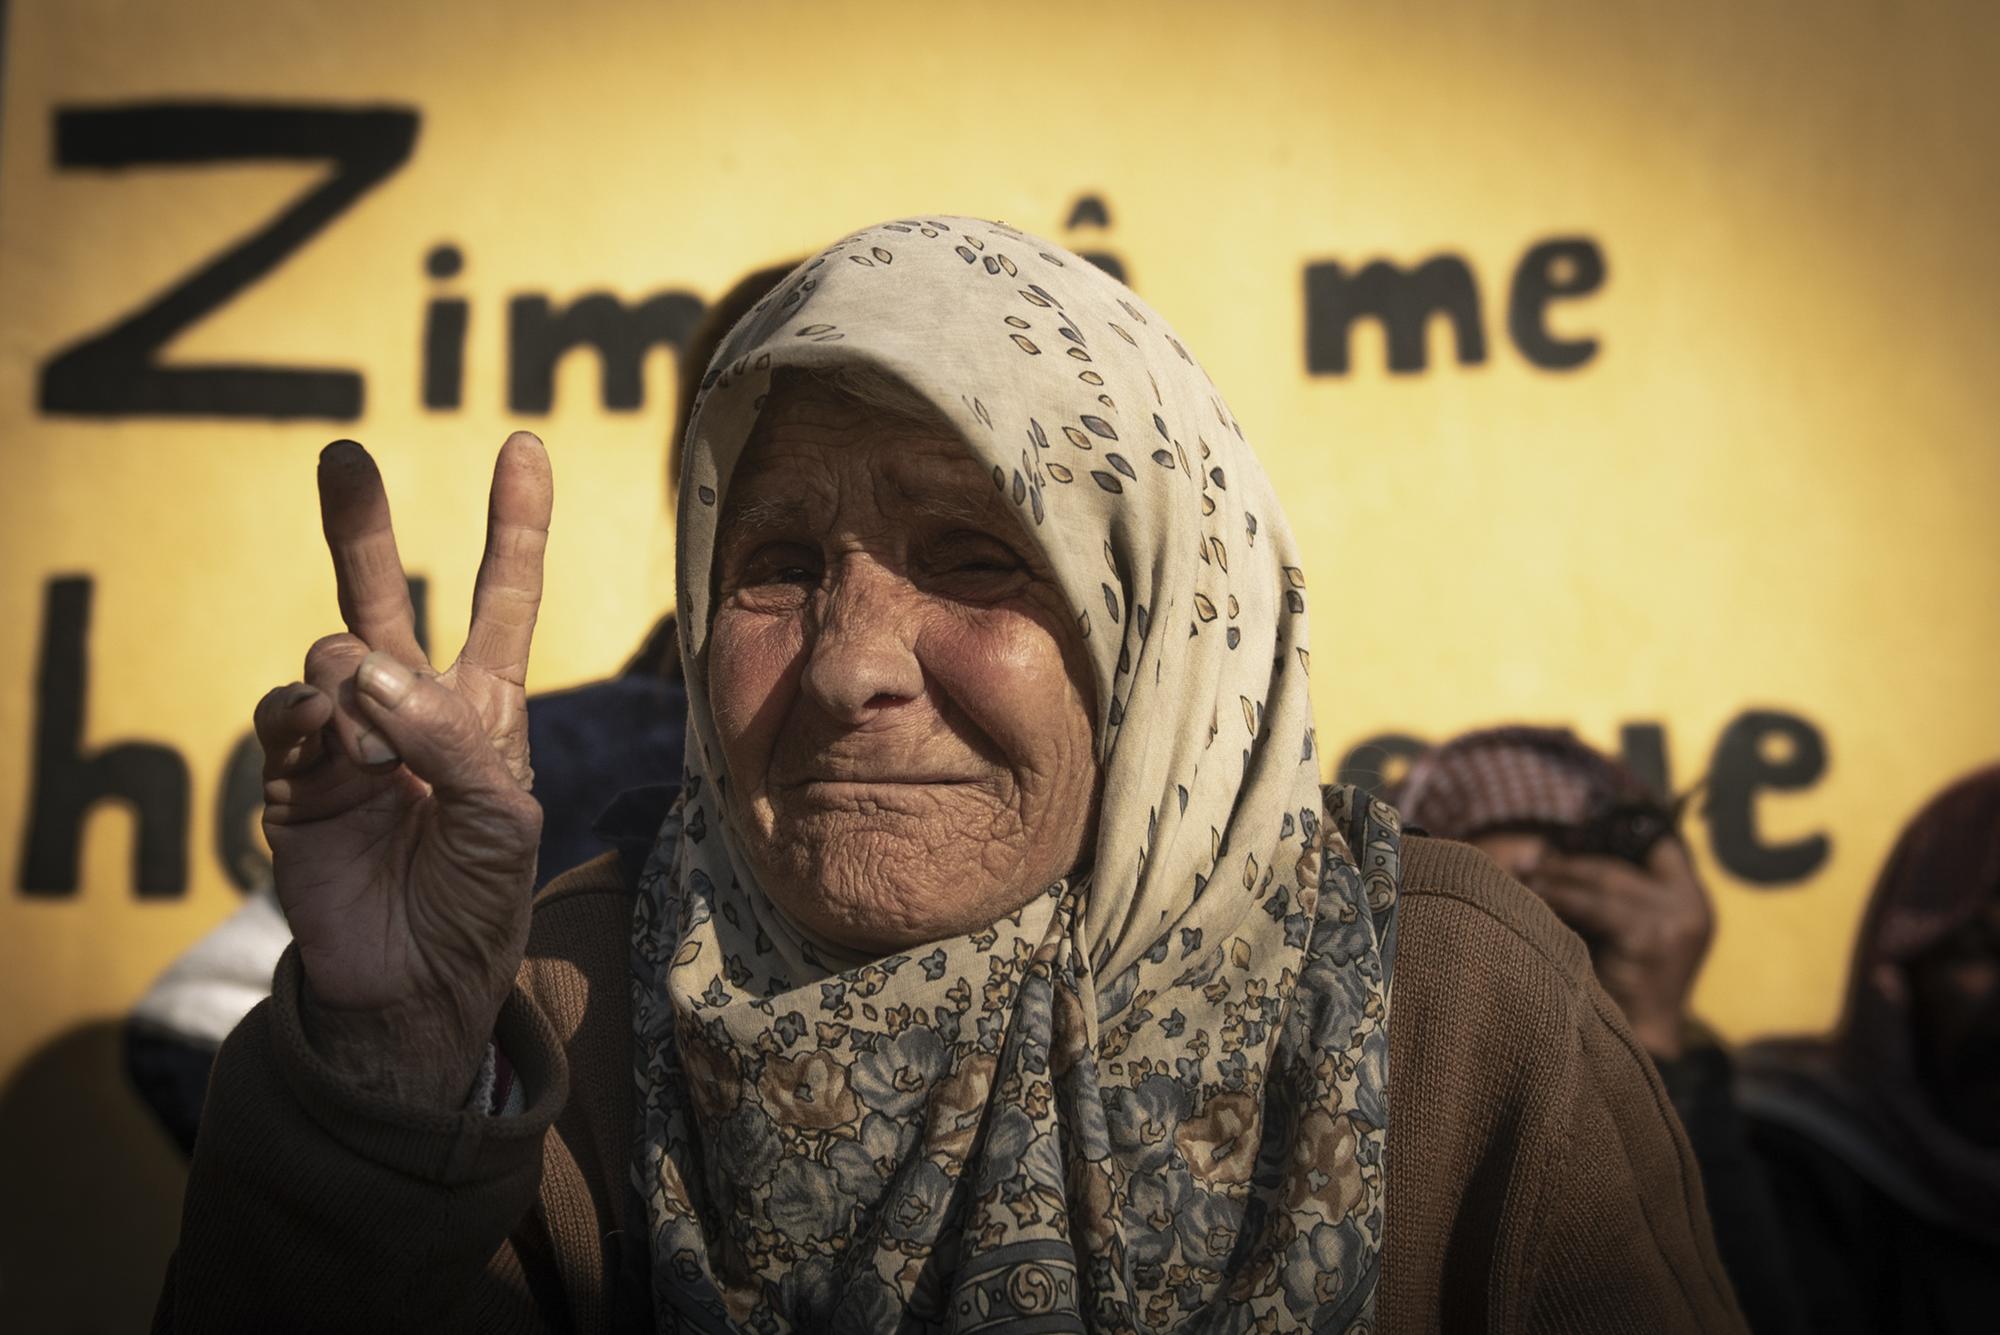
[632,217,1400,1332]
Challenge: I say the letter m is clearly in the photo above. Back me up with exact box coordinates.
[1304,255,1486,375]
[508,291,705,413]
[39,103,418,419]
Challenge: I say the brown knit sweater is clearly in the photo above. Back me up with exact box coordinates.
[154,837,1745,1333]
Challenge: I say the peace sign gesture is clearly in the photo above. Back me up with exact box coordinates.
[254,433,552,1110]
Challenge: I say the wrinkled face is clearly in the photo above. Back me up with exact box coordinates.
[707,379,1100,955]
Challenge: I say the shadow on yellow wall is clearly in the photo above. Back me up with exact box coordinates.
[0,1023,184,1330]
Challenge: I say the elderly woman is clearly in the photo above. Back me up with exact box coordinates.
[159,219,1742,1333]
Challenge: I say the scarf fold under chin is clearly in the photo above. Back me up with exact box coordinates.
[632,783,1399,1332]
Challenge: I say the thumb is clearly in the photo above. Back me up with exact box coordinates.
[351,650,522,804]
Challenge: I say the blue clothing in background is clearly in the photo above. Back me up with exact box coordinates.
[525,674,688,887]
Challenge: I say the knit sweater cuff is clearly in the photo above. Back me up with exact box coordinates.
[268,945,569,1184]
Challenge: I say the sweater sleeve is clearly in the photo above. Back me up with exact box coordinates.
[153,945,572,1334]
[1521,971,1748,1332]
[1383,837,1748,1335]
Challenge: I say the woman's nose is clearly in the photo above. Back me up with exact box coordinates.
[801,559,924,721]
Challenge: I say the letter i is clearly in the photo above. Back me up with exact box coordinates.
[423,243,468,410]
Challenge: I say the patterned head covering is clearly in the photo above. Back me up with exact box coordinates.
[1393,725,1653,841]
[632,217,1400,1332]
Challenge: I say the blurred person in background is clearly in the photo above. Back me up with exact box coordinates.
[120,262,798,1157]
[1738,764,2000,1334]
[1395,726,1801,1334]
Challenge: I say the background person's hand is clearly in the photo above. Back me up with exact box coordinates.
[1527,837,1715,1060]
[252,434,552,1110]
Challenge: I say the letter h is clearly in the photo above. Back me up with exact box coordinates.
[18,577,189,898]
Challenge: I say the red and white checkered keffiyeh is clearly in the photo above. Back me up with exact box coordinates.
[1394,726,1653,840]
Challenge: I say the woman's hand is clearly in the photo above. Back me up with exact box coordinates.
[1527,838,1715,1061]
[253,434,552,1110]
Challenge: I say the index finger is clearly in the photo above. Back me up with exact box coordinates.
[457,431,553,683]
[1537,852,1658,899]
[1529,875,1635,939]
[1646,832,1699,884]
[319,440,426,663]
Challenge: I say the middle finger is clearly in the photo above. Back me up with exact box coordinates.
[319,440,427,664]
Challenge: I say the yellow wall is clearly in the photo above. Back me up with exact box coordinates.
[0,1,1995,1322]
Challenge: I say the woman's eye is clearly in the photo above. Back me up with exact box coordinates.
[922,535,1029,594]
[935,532,1024,568]
[734,543,821,590]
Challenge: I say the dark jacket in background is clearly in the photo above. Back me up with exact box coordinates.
[1737,766,2000,1334]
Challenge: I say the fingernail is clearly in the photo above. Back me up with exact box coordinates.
[357,651,414,708]
[282,683,318,710]
[320,439,367,469]
[355,728,400,767]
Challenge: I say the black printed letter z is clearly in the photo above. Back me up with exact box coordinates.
[40,103,418,420]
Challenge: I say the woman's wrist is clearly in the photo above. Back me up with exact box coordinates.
[298,986,497,1112]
